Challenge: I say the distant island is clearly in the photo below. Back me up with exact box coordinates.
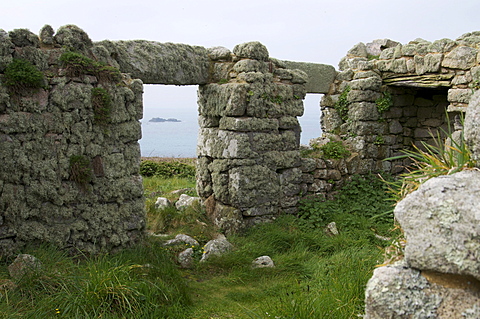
[149,117,181,123]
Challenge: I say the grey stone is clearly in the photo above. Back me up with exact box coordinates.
[366,39,400,56]
[8,254,42,279]
[415,53,443,74]
[324,222,339,236]
[178,248,194,269]
[442,46,478,69]
[200,234,233,262]
[465,90,480,164]
[364,262,442,319]
[54,25,92,51]
[252,256,275,268]
[175,194,200,210]
[8,28,39,47]
[233,41,269,61]
[395,171,480,280]
[208,46,231,61]
[98,39,210,85]
[39,25,54,46]
[163,234,199,247]
[347,42,368,58]
[349,77,382,91]
[155,197,171,209]
[447,88,473,104]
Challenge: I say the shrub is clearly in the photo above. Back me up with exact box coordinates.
[3,58,44,93]
[140,160,195,178]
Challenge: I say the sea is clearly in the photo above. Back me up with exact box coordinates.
[139,86,322,158]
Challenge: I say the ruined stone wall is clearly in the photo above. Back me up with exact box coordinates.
[0,25,145,255]
[196,43,308,232]
[319,32,480,179]
[0,24,336,252]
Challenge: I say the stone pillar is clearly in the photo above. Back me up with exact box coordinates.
[196,42,307,234]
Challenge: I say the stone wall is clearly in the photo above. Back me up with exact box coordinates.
[0,25,145,255]
[195,43,308,232]
[319,32,480,179]
[0,24,336,253]
[364,90,480,318]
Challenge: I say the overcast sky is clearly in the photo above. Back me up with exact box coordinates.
[3,0,480,122]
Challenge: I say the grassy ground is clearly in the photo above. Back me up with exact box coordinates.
[0,159,398,318]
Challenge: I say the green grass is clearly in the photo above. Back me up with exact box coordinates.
[0,159,396,318]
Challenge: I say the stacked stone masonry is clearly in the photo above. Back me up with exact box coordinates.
[0,25,146,255]
[0,24,335,253]
[319,32,480,179]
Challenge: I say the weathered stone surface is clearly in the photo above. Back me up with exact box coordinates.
[347,42,368,58]
[447,88,473,104]
[414,53,443,74]
[465,90,480,164]
[178,248,194,268]
[198,83,249,117]
[252,256,275,268]
[98,39,210,85]
[364,261,480,319]
[8,29,39,47]
[233,41,269,61]
[208,46,231,61]
[395,171,480,280]
[54,25,92,51]
[282,61,335,94]
[175,194,200,210]
[219,117,278,132]
[366,39,400,56]
[155,197,171,209]
[442,46,478,69]
[39,25,54,46]
[8,254,42,279]
[200,234,233,262]
[163,234,199,247]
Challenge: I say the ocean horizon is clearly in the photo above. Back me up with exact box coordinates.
[139,86,323,158]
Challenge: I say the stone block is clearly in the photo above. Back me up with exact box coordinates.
[442,46,478,70]
[395,171,480,280]
[198,83,249,117]
[414,53,443,75]
[219,117,278,132]
[197,128,254,158]
[448,88,473,104]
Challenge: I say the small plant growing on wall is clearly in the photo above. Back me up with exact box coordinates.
[69,155,93,188]
[91,87,112,125]
[334,86,350,121]
[320,140,351,159]
[59,51,121,83]
[375,91,393,113]
[2,58,45,94]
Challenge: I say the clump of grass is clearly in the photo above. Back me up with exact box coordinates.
[59,51,121,83]
[385,114,476,203]
[334,85,350,121]
[0,243,191,318]
[319,140,351,159]
[69,155,93,188]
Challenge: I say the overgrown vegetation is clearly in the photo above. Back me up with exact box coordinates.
[0,159,398,318]
[91,87,112,125]
[334,85,350,121]
[2,58,45,94]
[375,90,393,113]
[319,140,351,159]
[140,159,196,178]
[385,115,476,203]
[59,51,121,83]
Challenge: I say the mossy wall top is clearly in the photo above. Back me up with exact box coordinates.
[0,25,145,255]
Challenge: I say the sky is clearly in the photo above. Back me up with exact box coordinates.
[3,0,480,128]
